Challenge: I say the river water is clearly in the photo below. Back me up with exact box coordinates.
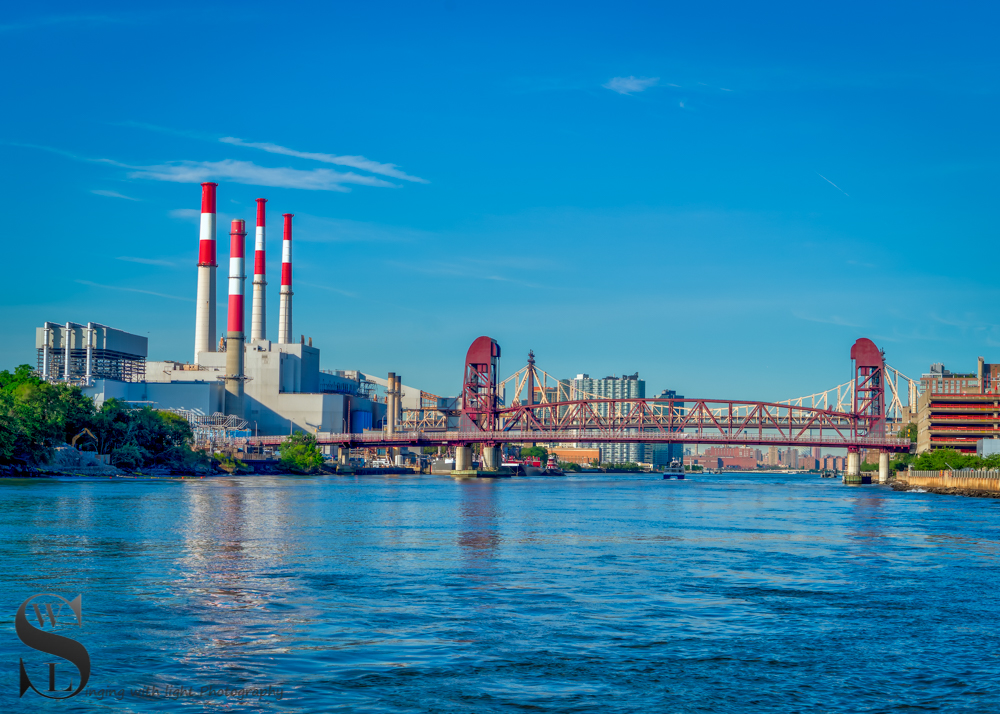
[1,472,999,712]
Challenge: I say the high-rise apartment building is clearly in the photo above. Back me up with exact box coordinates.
[570,373,645,463]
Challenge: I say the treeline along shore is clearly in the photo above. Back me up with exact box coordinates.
[0,365,325,477]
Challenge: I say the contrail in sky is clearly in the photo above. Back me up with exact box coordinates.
[816,172,849,197]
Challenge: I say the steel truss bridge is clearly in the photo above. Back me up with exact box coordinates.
[251,336,913,454]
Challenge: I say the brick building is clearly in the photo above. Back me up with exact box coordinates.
[917,358,1000,454]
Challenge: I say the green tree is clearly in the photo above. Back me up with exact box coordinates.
[911,448,980,471]
[897,423,917,442]
[279,432,324,473]
[520,446,548,461]
[0,367,96,465]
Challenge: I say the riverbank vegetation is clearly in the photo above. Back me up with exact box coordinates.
[890,448,1000,473]
[0,364,208,471]
[601,462,642,472]
[278,432,324,473]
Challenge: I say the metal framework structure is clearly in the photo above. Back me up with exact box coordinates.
[460,336,501,431]
[851,337,886,439]
[251,335,912,454]
[38,348,146,384]
[399,390,449,429]
[166,409,250,448]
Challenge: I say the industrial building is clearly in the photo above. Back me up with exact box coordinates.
[41,182,386,438]
[36,322,147,383]
[916,358,1000,454]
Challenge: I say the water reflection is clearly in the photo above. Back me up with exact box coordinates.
[457,480,502,565]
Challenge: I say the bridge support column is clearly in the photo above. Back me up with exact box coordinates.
[455,446,472,472]
[845,450,860,483]
[878,452,889,483]
[482,445,500,470]
[338,446,348,466]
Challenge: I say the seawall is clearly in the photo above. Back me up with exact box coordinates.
[894,470,1000,497]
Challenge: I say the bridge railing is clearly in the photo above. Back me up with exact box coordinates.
[251,429,911,450]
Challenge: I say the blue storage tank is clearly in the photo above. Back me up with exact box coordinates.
[351,410,373,433]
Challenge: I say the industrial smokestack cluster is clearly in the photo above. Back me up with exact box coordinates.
[190,185,299,418]
[192,186,296,359]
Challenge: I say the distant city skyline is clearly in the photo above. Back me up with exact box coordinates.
[2,1,998,403]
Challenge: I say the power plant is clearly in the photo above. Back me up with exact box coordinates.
[36,182,414,439]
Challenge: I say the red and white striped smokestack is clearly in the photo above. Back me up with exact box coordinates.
[227,219,247,335]
[250,198,267,341]
[278,213,294,344]
[193,182,218,363]
[225,219,247,417]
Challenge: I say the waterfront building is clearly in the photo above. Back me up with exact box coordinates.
[550,447,600,464]
[36,319,386,438]
[916,359,1000,454]
[919,359,1000,396]
[700,446,757,470]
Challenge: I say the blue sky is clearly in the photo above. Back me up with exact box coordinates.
[2,1,997,402]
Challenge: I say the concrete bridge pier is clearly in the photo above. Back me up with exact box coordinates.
[455,446,472,472]
[482,445,500,470]
[338,446,348,466]
[878,452,890,483]
[846,450,860,481]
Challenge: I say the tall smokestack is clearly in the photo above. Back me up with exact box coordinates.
[278,213,294,344]
[225,219,247,417]
[250,198,267,341]
[396,375,403,426]
[386,372,396,435]
[194,182,218,363]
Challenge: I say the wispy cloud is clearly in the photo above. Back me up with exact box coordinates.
[391,261,550,289]
[127,159,396,191]
[169,208,200,223]
[92,189,139,200]
[7,141,127,166]
[221,137,428,184]
[13,143,403,193]
[816,172,850,197]
[603,76,659,95]
[792,311,862,328]
[115,256,174,267]
[76,280,191,302]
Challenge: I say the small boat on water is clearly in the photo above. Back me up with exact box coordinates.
[662,459,686,480]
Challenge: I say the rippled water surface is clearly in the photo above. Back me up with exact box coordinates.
[2,472,999,712]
